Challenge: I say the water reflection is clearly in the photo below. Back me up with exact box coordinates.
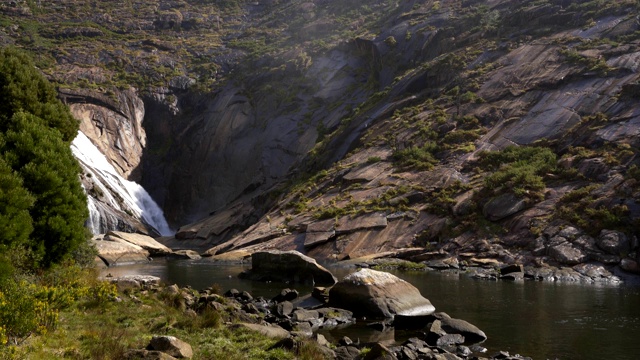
[104,260,640,360]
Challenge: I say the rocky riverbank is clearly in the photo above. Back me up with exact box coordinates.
[96,229,639,286]
[108,270,531,360]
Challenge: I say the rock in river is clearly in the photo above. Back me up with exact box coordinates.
[328,268,435,318]
[239,250,337,285]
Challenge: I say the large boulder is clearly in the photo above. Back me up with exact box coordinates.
[240,250,337,285]
[437,313,487,343]
[91,235,150,266]
[106,231,172,256]
[328,268,435,319]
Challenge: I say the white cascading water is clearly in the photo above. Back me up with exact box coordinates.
[71,131,173,236]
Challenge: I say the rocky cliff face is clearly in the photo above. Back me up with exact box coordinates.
[3,0,640,274]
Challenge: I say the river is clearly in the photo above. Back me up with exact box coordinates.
[104,259,640,360]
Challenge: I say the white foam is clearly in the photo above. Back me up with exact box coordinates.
[71,132,172,236]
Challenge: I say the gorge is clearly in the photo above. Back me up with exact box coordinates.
[2,1,640,358]
[30,0,639,278]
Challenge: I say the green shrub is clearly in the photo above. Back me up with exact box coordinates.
[0,279,61,345]
[478,146,557,200]
[392,143,439,170]
[555,185,630,235]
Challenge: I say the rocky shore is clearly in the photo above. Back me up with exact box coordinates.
[109,267,531,360]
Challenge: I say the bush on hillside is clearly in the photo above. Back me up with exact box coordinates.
[478,146,557,200]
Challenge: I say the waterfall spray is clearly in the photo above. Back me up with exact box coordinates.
[71,132,173,236]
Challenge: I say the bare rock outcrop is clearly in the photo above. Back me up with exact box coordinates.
[329,268,435,318]
[106,231,172,256]
[61,87,146,180]
[91,234,150,266]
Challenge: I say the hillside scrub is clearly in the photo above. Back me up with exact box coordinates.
[478,146,558,201]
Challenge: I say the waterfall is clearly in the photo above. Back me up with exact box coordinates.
[71,132,173,236]
[86,195,102,235]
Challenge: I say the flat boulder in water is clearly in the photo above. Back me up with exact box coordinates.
[240,250,337,285]
[329,268,435,318]
[106,231,172,256]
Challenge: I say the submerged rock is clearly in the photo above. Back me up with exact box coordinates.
[328,268,435,318]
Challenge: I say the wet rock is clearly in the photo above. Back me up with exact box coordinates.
[597,230,630,255]
[437,313,487,343]
[500,271,524,281]
[339,336,355,346]
[573,263,619,282]
[394,313,435,330]
[329,268,435,318]
[457,345,472,357]
[317,307,355,325]
[500,264,524,275]
[273,288,299,302]
[620,258,640,274]
[240,291,253,302]
[147,336,193,359]
[436,334,465,347]
[427,319,447,344]
[312,286,330,303]
[167,250,201,260]
[240,250,337,285]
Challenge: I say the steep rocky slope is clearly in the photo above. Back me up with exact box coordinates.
[2,0,640,274]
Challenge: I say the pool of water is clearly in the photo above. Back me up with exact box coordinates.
[104,259,640,359]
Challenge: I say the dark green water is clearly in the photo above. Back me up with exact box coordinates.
[105,260,640,360]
